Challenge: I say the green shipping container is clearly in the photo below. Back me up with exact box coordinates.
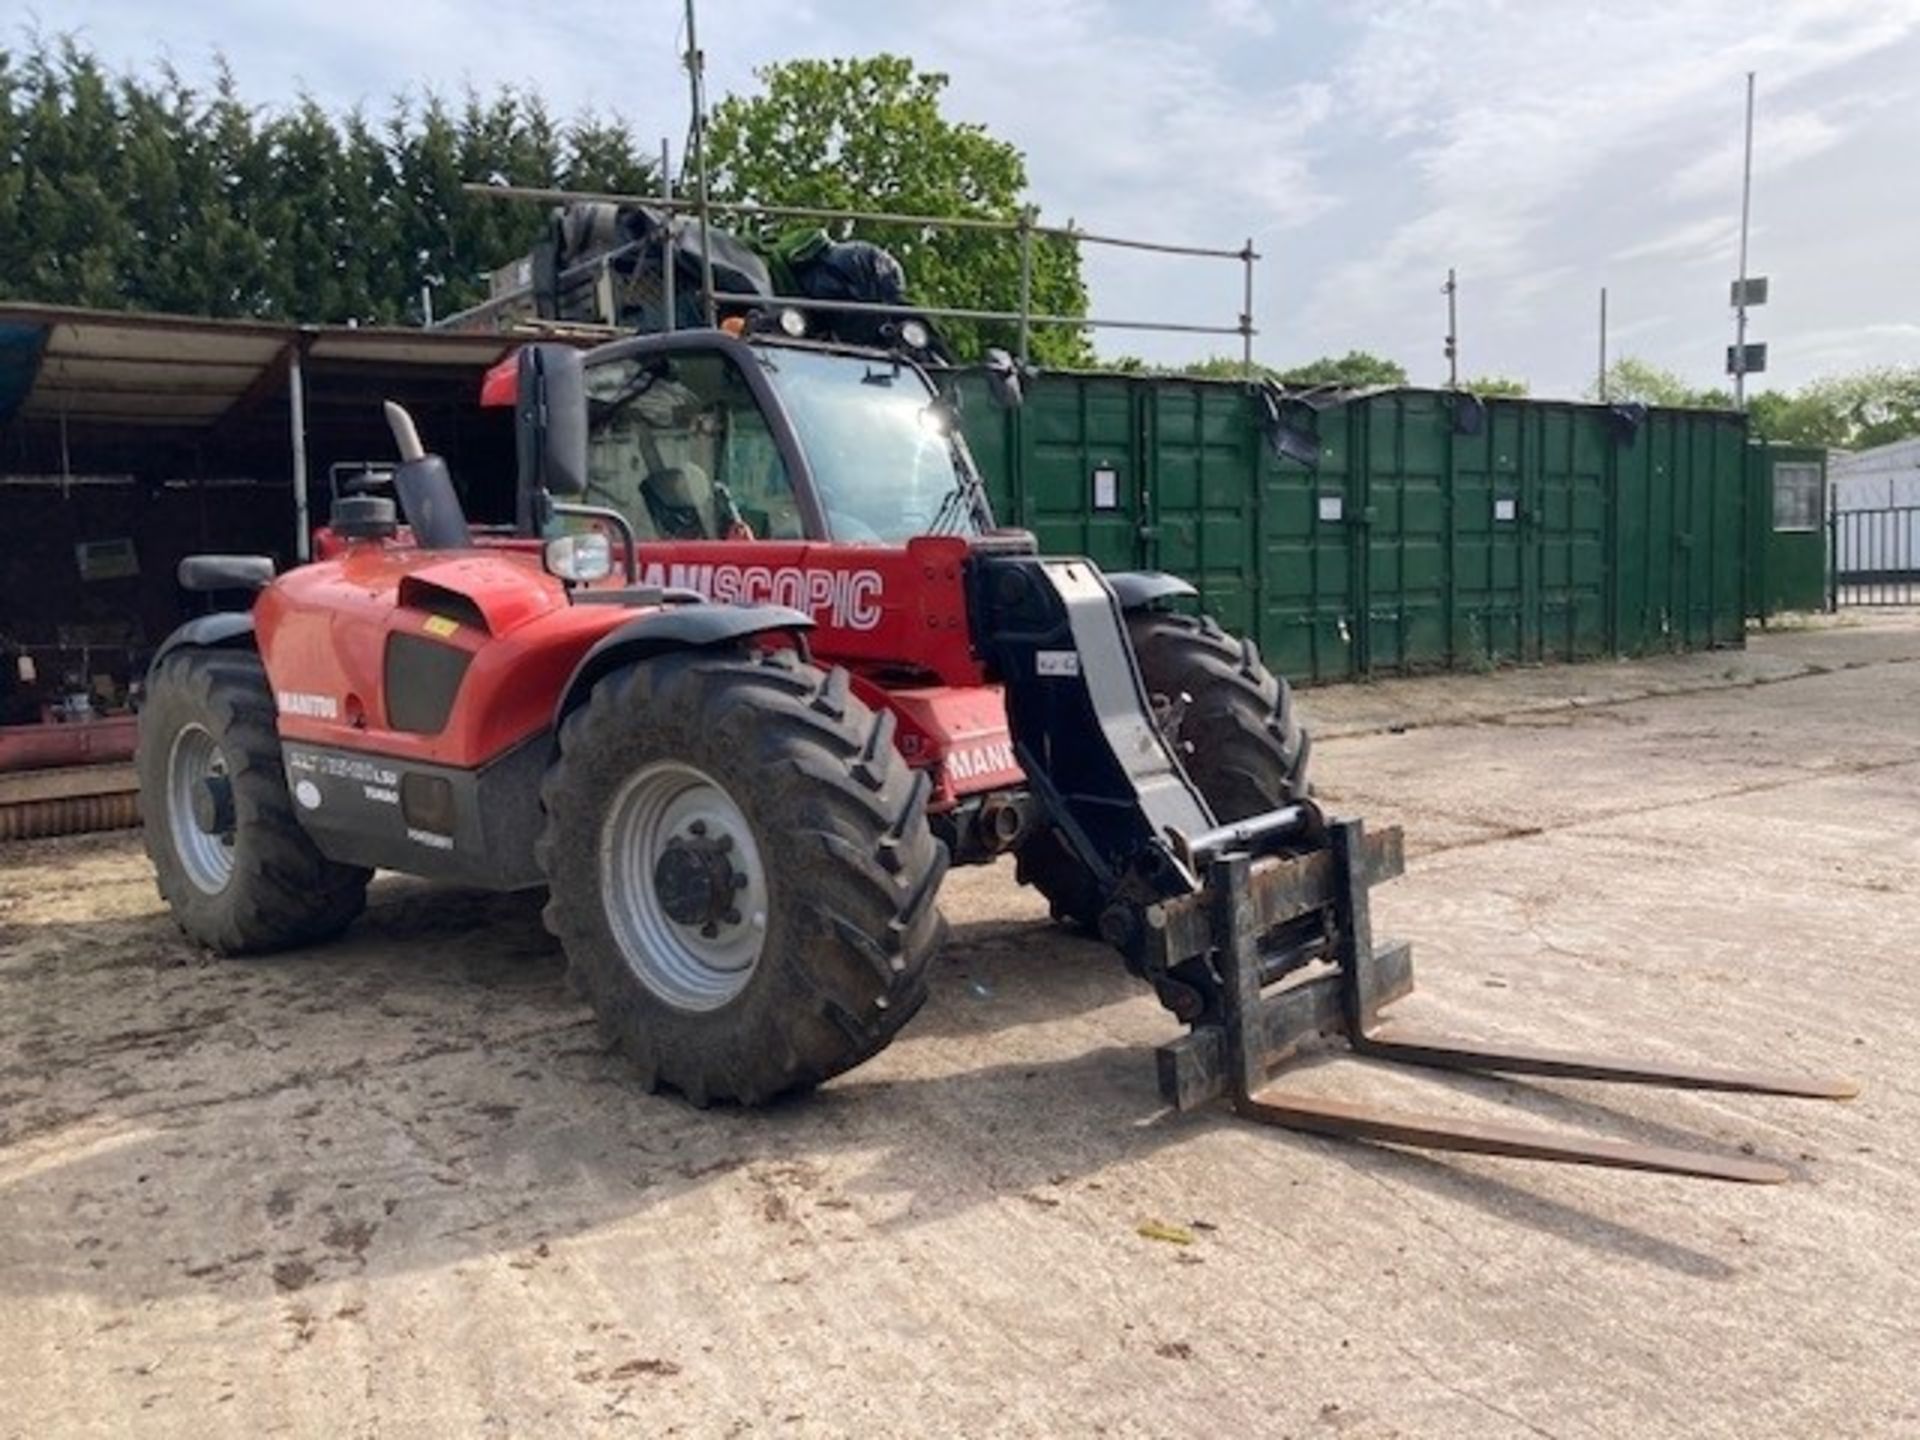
[957,371,1751,684]
[1747,442,1828,617]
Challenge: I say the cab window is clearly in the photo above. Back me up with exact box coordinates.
[586,351,803,540]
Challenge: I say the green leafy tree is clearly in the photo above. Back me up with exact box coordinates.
[0,36,658,325]
[1592,356,1732,409]
[1463,375,1528,397]
[1172,351,1409,387]
[1276,351,1409,388]
[1750,368,1920,449]
[704,55,1090,365]
[1179,355,1284,381]
[10,38,134,308]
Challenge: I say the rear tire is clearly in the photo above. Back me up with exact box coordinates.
[1016,609,1310,929]
[537,647,948,1106]
[138,649,371,954]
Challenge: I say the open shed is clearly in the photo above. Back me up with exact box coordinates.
[0,304,524,749]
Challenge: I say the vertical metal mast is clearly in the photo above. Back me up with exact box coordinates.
[1734,70,1756,409]
[684,0,718,328]
[1598,286,1609,401]
[1442,268,1459,388]
[659,137,676,332]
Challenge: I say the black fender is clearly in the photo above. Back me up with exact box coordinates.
[555,603,816,725]
[1106,571,1198,614]
[148,613,256,677]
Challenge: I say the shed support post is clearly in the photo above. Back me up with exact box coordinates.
[289,349,310,562]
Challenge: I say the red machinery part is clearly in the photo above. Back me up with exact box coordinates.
[0,715,138,774]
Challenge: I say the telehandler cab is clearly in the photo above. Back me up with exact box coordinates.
[139,331,1853,1182]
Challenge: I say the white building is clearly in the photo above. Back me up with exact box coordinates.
[1829,437,1919,581]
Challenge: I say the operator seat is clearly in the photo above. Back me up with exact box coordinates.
[641,463,717,540]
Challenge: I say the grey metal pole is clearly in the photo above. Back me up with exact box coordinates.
[288,350,310,562]
[1241,238,1255,378]
[684,0,717,328]
[1443,267,1459,388]
[1598,286,1609,401]
[467,181,1250,257]
[660,136,676,333]
[1017,207,1033,363]
[1735,70,1755,409]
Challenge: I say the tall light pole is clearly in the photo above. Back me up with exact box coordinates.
[684,0,717,327]
[1598,286,1609,401]
[1442,267,1459,388]
[1733,70,1756,408]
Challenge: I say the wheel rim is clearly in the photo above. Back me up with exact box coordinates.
[167,723,235,894]
[599,760,769,1012]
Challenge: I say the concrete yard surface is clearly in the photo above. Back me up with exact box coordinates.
[3,611,1918,1437]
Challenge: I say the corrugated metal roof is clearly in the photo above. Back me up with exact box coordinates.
[1830,435,1920,479]
[0,303,520,427]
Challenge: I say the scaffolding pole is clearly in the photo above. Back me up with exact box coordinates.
[453,181,1261,357]
[683,0,717,328]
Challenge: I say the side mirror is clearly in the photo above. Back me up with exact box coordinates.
[983,347,1024,410]
[515,344,588,506]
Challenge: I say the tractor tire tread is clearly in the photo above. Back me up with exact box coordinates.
[538,647,946,1106]
[138,649,370,955]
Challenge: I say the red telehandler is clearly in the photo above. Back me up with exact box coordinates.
[137,331,1853,1182]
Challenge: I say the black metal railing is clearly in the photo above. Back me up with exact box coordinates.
[1830,505,1920,607]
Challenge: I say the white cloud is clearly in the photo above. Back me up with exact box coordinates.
[1296,0,1920,389]
[31,0,1920,388]
[918,0,1336,242]
[1613,216,1739,265]
[1608,313,1674,345]
[1666,108,1845,201]
[1771,321,1920,377]
[1206,0,1277,36]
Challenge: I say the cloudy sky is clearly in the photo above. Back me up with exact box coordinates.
[40,0,1920,396]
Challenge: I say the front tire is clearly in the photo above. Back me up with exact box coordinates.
[138,649,370,954]
[538,647,948,1106]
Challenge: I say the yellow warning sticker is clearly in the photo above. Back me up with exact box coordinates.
[423,614,460,638]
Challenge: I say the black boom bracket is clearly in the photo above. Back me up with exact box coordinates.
[969,553,1216,907]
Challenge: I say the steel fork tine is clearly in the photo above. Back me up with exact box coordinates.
[1354,1027,1860,1101]
[1234,1090,1790,1184]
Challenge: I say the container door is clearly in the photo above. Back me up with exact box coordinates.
[1628,410,1680,653]
[1707,415,1748,644]
[1530,404,1611,661]
[954,371,1018,526]
[1680,412,1721,649]
[1356,393,1450,673]
[1017,373,1140,569]
[1143,381,1260,638]
[1256,402,1360,683]
[1447,398,1527,665]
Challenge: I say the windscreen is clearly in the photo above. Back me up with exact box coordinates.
[758,348,976,543]
[585,351,802,540]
